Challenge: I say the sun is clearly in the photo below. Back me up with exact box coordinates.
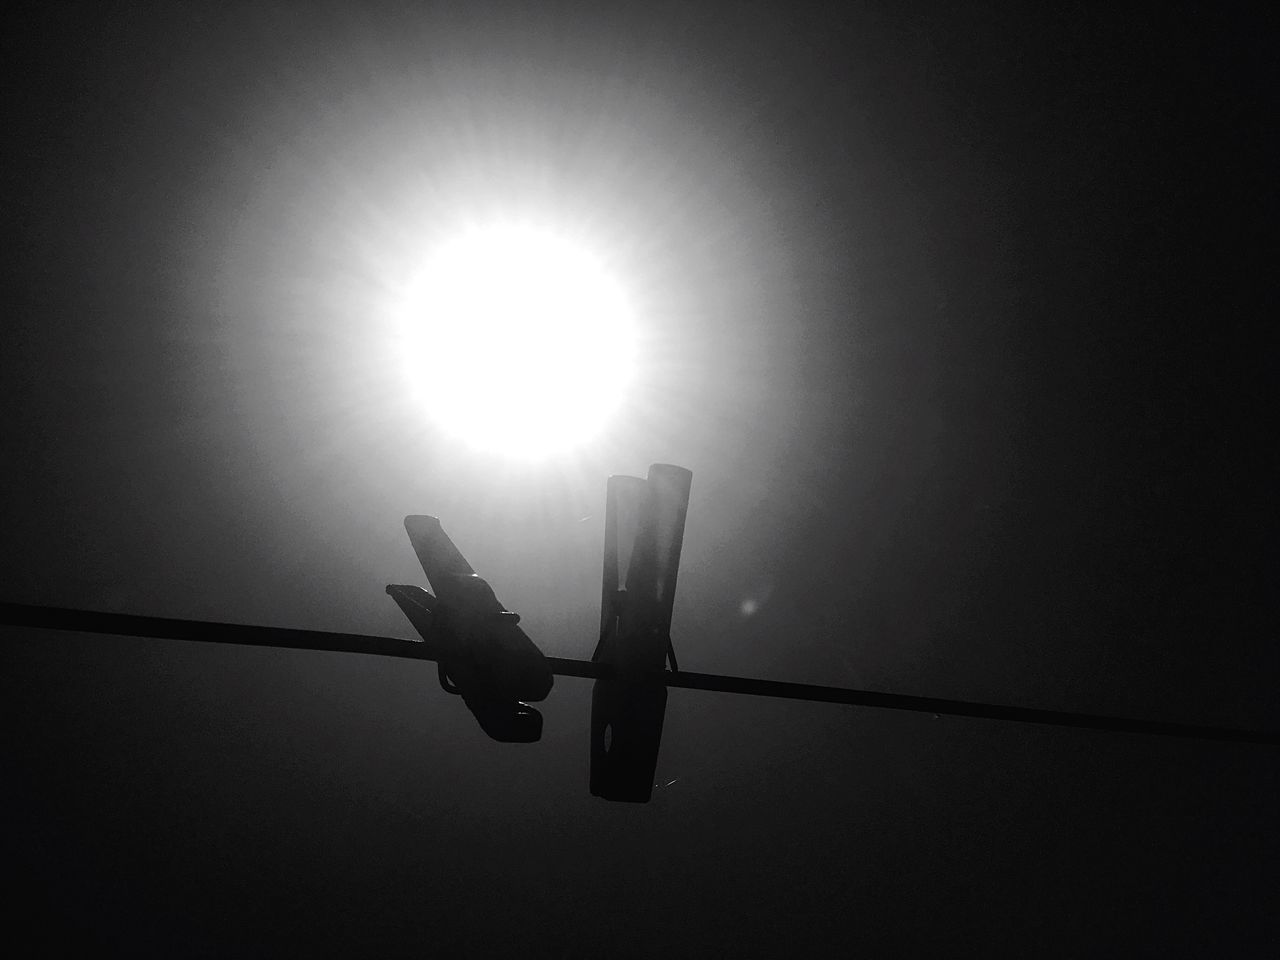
[398,223,637,456]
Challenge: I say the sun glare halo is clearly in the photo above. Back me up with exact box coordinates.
[398,224,637,456]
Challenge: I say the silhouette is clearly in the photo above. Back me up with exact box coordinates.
[6,460,1275,830]
[591,464,692,802]
[387,515,553,742]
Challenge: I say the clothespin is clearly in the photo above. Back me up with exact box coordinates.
[387,516,552,742]
[590,464,692,801]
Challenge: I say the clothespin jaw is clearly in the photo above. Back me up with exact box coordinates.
[590,675,667,801]
[387,516,553,743]
[590,464,692,801]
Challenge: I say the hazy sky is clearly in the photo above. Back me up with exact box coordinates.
[2,2,1276,955]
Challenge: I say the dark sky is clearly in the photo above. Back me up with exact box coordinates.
[2,2,1277,955]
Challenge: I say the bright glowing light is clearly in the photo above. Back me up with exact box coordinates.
[398,223,636,456]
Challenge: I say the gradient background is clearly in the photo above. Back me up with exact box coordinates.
[2,2,1276,955]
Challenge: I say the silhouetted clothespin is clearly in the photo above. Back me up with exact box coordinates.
[387,516,552,742]
[591,464,692,802]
